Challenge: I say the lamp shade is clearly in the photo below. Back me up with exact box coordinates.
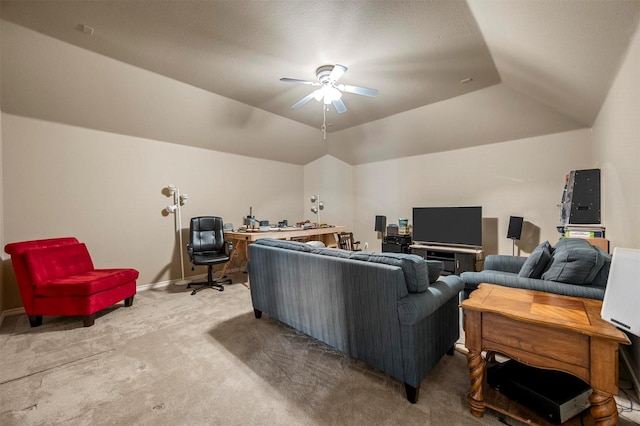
[375,215,386,232]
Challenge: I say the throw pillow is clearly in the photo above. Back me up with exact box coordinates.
[425,260,444,283]
[541,238,604,284]
[518,241,552,279]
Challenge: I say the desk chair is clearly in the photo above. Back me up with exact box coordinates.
[187,216,232,295]
[337,232,361,251]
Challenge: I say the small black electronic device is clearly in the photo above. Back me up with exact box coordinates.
[487,360,591,423]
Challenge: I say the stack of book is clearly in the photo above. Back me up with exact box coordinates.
[564,224,605,238]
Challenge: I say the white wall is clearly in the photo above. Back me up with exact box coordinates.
[303,155,354,230]
[2,114,303,292]
[592,20,640,393]
[351,129,593,254]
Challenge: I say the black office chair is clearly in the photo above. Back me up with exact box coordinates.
[187,216,232,295]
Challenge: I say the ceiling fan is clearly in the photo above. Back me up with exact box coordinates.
[280,64,379,114]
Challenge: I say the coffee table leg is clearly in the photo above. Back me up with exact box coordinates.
[589,389,618,426]
[466,349,485,417]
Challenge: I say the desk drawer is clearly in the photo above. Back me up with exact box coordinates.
[482,313,589,367]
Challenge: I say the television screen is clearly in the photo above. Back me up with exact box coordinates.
[412,206,482,247]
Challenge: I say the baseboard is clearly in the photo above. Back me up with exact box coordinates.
[136,274,207,292]
[0,307,26,327]
[620,344,640,401]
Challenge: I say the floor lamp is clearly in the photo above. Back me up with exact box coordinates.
[166,184,190,286]
[310,194,325,224]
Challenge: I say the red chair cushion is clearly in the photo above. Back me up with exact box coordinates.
[35,268,139,297]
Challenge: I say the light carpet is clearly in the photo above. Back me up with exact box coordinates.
[0,274,637,425]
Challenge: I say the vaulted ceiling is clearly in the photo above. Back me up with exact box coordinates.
[2,0,640,165]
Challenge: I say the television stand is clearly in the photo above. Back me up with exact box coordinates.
[410,244,483,275]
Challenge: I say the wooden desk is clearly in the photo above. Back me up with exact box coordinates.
[461,284,630,426]
[221,226,347,275]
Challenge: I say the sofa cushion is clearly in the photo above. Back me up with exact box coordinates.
[541,238,604,285]
[254,238,313,252]
[518,241,553,279]
[350,252,429,293]
[311,247,353,258]
[35,268,139,297]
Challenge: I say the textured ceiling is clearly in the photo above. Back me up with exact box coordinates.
[1,0,640,164]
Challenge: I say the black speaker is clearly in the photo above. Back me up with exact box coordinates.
[507,216,524,240]
[375,215,386,232]
[568,169,601,224]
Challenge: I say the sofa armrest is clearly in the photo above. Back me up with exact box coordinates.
[484,255,527,273]
[397,275,464,325]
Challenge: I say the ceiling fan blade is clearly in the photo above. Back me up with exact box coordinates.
[332,98,347,114]
[291,92,316,109]
[280,77,318,86]
[328,64,347,83]
[338,84,379,97]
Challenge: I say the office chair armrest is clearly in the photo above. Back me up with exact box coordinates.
[225,241,233,256]
[187,243,193,258]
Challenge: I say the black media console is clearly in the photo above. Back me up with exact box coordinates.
[410,244,483,275]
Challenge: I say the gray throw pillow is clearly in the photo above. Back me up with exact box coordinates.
[541,238,604,284]
[518,241,552,278]
[425,260,444,283]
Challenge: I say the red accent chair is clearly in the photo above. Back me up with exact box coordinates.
[4,237,139,327]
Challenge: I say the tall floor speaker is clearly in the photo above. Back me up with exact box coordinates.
[566,169,601,224]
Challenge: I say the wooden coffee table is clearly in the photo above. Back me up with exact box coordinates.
[461,284,631,425]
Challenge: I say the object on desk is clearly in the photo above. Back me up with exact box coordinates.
[223,223,234,232]
[244,206,255,227]
[387,224,399,236]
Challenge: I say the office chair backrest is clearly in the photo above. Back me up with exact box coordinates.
[190,216,225,253]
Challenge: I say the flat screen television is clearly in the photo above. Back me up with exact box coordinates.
[412,206,482,247]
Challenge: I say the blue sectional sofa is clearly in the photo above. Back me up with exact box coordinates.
[247,238,464,403]
[460,238,611,301]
